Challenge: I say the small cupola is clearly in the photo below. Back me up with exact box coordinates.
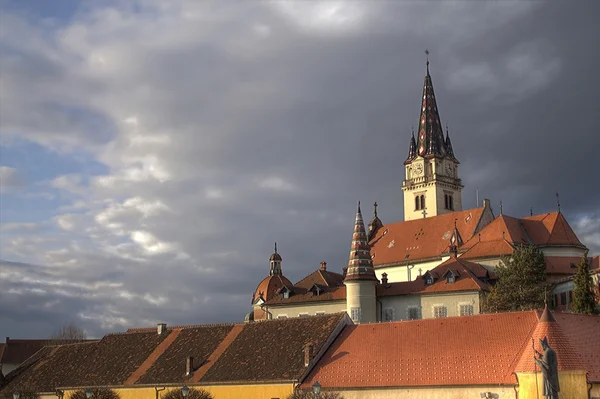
[269,242,282,276]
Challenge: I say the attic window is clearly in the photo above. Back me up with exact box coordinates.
[570,263,577,269]
[405,254,410,259]
[447,275,455,283]
[371,253,376,259]
[282,288,290,299]
[383,229,389,236]
[426,277,434,285]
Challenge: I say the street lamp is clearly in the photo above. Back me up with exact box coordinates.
[312,381,321,399]
[56,390,64,399]
[181,386,189,399]
[13,392,20,399]
[85,389,93,399]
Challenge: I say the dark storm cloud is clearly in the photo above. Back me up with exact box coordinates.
[0,1,599,338]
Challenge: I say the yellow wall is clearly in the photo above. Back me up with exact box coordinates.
[590,383,600,398]
[268,301,346,319]
[420,291,480,319]
[332,385,515,399]
[517,371,588,399]
[63,384,294,399]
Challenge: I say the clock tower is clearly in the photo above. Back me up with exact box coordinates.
[402,56,463,221]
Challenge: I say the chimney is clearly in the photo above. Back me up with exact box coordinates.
[381,272,388,285]
[304,343,314,367]
[185,356,194,376]
[157,323,167,335]
[482,198,490,208]
[342,267,347,279]
[320,261,327,271]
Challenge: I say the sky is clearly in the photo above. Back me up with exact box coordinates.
[1,0,599,339]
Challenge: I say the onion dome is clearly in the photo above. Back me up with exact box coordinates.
[269,242,282,262]
[344,202,378,282]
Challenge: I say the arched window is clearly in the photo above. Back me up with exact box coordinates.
[449,195,454,210]
[415,196,420,210]
[420,195,425,210]
[444,194,448,209]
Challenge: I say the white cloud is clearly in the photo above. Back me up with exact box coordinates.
[259,176,296,192]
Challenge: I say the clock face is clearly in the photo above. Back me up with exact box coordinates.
[414,164,424,175]
[445,164,454,177]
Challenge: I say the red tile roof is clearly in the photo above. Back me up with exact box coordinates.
[302,312,540,388]
[521,212,584,247]
[253,274,293,303]
[554,313,600,382]
[460,240,514,259]
[301,310,600,389]
[515,308,586,373]
[370,207,488,267]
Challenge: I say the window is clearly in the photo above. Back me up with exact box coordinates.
[433,306,447,318]
[299,313,309,318]
[277,315,288,319]
[316,311,326,316]
[449,195,453,210]
[383,308,394,322]
[408,307,420,320]
[282,288,290,299]
[444,194,449,209]
[415,196,420,210]
[350,307,361,322]
[460,304,474,316]
[446,274,455,283]
[560,292,567,305]
[426,276,434,285]
[568,291,573,303]
[420,195,425,210]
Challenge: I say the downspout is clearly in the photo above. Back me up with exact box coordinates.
[587,373,592,399]
[155,386,166,399]
[512,372,520,399]
[376,299,383,322]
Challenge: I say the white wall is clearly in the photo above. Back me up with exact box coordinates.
[267,301,346,319]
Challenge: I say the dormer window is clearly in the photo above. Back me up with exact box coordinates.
[426,276,434,285]
[281,287,290,299]
[447,275,455,283]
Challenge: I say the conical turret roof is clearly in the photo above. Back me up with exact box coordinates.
[344,202,378,282]
[405,129,417,165]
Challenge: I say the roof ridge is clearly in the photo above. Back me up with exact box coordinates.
[317,270,329,286]
[126,322,239,333]
[294,269,322,287]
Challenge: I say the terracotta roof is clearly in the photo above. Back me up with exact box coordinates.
[200,313,347,383]
[0,339,51,366]
[265,285,346,306]
[515,308,586,372]
[370,207,487,267]
[253,274,293,303]
[521,212,584,247]
[591,255,600,270]
[301,312,540,388]
[544,256,585,275]
[378,257,490,296]
[294,269,344,290]
[554,313,600,382]
[460,240,515,259]
[136,325,234,384]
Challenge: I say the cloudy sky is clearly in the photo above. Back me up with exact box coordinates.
[1,0,599,339]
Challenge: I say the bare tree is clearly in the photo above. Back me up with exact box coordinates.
[49,321,87,344]
[69,389,120,399]
[286,390,344,399]
[162,388,213,399]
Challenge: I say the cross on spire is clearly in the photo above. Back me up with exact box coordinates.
[373,201,378,217]
[421,208,428,218]
[425,49,430,73]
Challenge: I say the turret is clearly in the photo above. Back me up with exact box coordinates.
[344,202,378,323]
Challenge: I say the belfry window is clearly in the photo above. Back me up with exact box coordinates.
[444,194,454,210]
[420,195,425,210]
[415,196,420,210]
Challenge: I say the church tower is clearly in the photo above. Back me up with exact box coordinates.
[402,55,463,221]
[344,202,378,324]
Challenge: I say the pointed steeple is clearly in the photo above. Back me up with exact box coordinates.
[405,128,417,165]
[416,53,446,159]
[445,125,457,161]
[345,201,378,282]
[368,201,383,241]
[448,218,463,255]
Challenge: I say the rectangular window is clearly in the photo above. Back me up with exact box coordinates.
[315,311,326,316]
[433,306,447,318]
[459,304,474,316]
[568,291,573,303]
[277,315,287,319]
[383,308,394,322]
[560,292,567,305]
[298,313,309,318]
[350,307,361,322]
[408,307,420,320]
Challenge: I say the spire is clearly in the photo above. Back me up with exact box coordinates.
[269,242,282,275]
[416,52,446,159]
[445,125,456,160]
[405,128,417,164]
[344,202,377,282]
[368,201,383,241]
[448,218,463,255]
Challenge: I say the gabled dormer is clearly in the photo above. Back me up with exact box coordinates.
[442,269,459,284]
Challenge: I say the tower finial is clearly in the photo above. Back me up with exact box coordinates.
[425,49,430,74]
[556,192,561,213]
[274,242,278,254]
[373,201,378,217]
[500,200,503,215]
[530,207,533,216]
[357,201,361,213]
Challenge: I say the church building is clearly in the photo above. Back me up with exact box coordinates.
[249,59,597,324]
